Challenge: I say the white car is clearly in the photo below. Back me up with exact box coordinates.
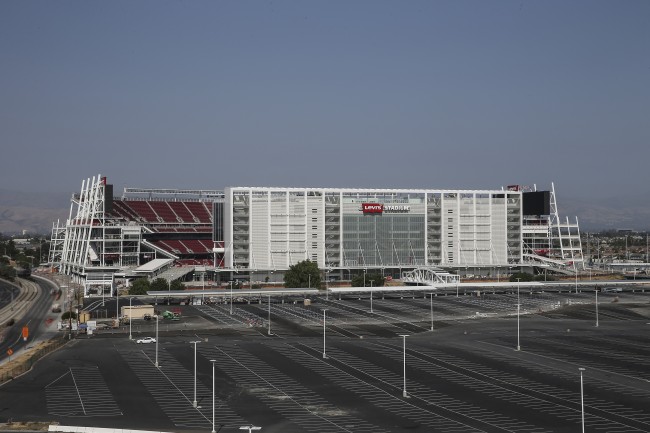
[136,336,156,344]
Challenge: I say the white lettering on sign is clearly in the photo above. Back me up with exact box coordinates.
[384,205,410,212]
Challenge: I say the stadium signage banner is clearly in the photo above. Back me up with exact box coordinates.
[362,203,410,214]
[362,203,383,213]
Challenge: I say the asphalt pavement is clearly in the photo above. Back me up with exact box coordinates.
[0,289,649,433]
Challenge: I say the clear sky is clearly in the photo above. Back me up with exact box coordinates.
[1,1,648,200]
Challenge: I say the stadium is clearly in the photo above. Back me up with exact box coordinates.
[48,175,583,296]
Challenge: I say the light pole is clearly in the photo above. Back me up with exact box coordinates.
[322,309,328,359]
[190,340,201,407]
[129,297,133,340]
[430,293,434,331]
[210,359,216,433]
[399,334,409,397]
[595,289,599,327]
[239,426,261,433]
[325,270,330,300]
[579,367,586,433]
[116,287,119,322]
[370,280,374,313]
[516,277,521,351]
[229,280,233,315]
[202,271,205,303]
[155,315,160,368]
[267,295,272,335]
[456,277,459,298]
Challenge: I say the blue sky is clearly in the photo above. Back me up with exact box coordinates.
[1,1,648,200]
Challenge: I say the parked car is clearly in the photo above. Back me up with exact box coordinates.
[136,336,156,344]
[602,287,622,293]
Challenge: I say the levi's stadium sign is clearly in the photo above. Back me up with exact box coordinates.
[362,203,383,213]
[362,203,410,214]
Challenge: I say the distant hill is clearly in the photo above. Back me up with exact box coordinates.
[1,188,648,236]
[561,195,650,232]
[0,189,70,235]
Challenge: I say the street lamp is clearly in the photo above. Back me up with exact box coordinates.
[363,268,367,287]
[322,309,328,359]
[456,276,459,298]
[516,277,521,351]
[155,315,160,368]
[370,280,374,313]
[210,359,216,433]
[190,340,201,408]
[267,295,272,335]
[399,334,409,397]
[129,297,133,340]
[239,426,261,433]
[429,293,434,331]
[229,280,234,315]
[579,367,586,433]
[595,289,599,328]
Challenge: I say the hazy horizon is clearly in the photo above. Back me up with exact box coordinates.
[2,1,649,208]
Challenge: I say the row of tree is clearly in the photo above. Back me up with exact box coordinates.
[283,260,386,288]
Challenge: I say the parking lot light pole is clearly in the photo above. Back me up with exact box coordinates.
[267,295,272,335]
[322,309,328,359]
[516,278,521,351]
[129,297,132,340]
[210,359,216,433]
[239,426,261,433]
[190,340,201,407]
[370,280,374,313]
[579,367,586,433]
[430,293,434,331]
[456,277,459,298]
[595,289,599,327]
[155,315,160,368]
[229,281,233,315]
[399,334,409,397]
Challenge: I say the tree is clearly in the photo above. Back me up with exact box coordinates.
[284,260,321,288]
[509,272,534,282]
[170,279,184,291]
[61,311,77,320]
[351,272,385,287]
[0,264,16,281]
[151,278,169,292]
[129,278,151,295]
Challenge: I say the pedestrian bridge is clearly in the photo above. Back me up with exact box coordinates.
[401,267,460,286]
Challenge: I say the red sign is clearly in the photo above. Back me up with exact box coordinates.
[22,326,29,341]
[7,348,13,356]
[362,203,383,214]
[507,185,520,191]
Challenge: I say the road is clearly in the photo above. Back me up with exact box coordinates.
[0,276,59,362]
